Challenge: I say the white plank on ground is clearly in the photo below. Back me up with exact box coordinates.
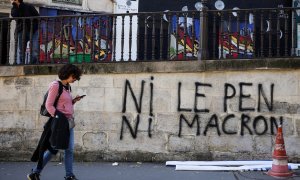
[175,164,300,171]
[166,161,272,166]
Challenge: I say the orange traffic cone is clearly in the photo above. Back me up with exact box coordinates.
[267,125,294,178]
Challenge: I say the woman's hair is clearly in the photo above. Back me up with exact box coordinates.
[58,64,82,80]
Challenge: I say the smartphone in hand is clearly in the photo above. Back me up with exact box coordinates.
[79,95,86,99]
[75,95,86,101]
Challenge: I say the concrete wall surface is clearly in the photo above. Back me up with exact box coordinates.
[0,59,300,162]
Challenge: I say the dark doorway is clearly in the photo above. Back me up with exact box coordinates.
[0,13,9,65]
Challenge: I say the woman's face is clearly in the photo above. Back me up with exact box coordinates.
[11,0,20,6]
[66,74,77,84]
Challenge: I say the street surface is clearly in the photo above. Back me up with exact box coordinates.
[0,162,300,180]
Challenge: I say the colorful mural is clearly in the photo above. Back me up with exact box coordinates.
[36,8,112,63]
[219,32,254,59]
[219,20,255,59]
[170,14,200,60]
[139,0,292,12]
[139,0,292,59]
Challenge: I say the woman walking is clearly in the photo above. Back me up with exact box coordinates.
[28,64,83,180]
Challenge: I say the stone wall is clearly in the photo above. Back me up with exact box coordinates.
[0,59,300,162]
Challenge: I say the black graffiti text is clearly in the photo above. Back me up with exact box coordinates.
[178,113,283,137]
[120,77,154,140]
[224,83,274,112]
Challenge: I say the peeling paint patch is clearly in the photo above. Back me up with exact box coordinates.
[3,78,14,85]
[15,78,32,86]
[82,132,107,151]
[0,131,22,150]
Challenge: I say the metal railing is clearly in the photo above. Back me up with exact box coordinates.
[0,6,299,65]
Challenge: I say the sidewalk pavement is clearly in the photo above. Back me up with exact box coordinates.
[0,162,300,180]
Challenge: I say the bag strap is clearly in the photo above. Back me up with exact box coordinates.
[53,81,64,108]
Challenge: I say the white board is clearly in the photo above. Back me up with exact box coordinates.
[166,161,273,166]
[175,164,300,171]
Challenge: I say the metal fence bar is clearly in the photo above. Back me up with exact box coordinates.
[151,14,155,60]
[159,13,163,60]
[51,18,56,64]
[98,16,102,62]
[191,12,196,60]
[106,16,110,61]
[0,20,2,64]
[129,14,132,61]
[236,12,240,58]
[29,19,33,64]
[260,13,264,57]
[6,20,11,65]
[219,12,224,59]
[91,17,95,62]
[60,18,63,62]
[45,18,49,64]
[21,19,26,64]
[183,12,187,60]
[75,17,79,62]
[82,17,86,63]
[268,11,272,57]
[67,18,71,63]
[276,10,281,57]
[144,15,148,60]
[252,10,256,58]
[175,13,179,60]
[37,18,41,64]
[90,17,96,62]
[212,12,217,59]
[228,11,232,59]
[244,11,249,58]
[113,15,117,61]
[292,9,296,56]
[284,10,288,56]
[167,13,171,60]
[121,15,125,61]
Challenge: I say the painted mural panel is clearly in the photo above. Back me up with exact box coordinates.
[218,17,254,59]
[170,14,200,60]
[216,0,291,59]
[139,0,292,12]
[139,0,292,60]
[36,8,112,63]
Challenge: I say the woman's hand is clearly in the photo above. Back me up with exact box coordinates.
[72,95,81,104]
[72,95,86,104]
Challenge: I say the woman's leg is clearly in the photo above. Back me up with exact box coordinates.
[33,150,53,174]
[65,128,75,177]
